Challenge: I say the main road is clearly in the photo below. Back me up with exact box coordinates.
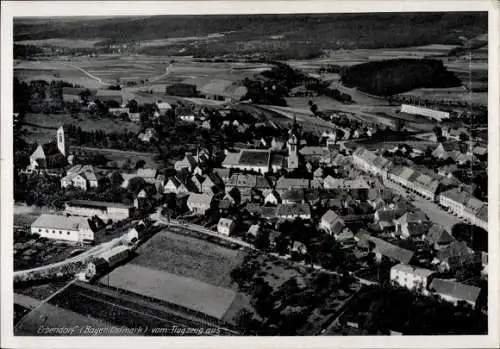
[383,178,462,231]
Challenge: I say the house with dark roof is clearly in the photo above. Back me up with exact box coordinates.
[282,189,306,204]
[276,203,311,220]
[201,173,223,194]
[424,224,455,250]
[374,207,405,231]
[434,240,478,272]
[275,177,310,193]
[213,168,230,182]
[367,236,415,264]
[320,210,346,235]
[395,211,432,239]
[174,152,198,173]
[222,148,272,174]
[429,278,482,307]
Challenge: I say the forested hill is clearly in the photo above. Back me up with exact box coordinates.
[340,59,463,96]
[15,12,487,51]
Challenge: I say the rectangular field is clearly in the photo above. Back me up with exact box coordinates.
[132,229,244,289]
[102,264,237,320]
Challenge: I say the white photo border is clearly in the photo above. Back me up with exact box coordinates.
[1,1,499,348]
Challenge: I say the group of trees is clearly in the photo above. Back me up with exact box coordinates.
[231,253,356,335]
[341,59,462,96]
[14,78,78,115]
[341,284,487,335]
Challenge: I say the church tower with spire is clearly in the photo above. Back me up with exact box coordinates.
[287,114,300,170]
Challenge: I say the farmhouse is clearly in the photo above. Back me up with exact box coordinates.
[65,199,135,222]
[31,214,96,243]
[390,264,434,293]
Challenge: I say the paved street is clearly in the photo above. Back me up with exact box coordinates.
[383,179,462,231]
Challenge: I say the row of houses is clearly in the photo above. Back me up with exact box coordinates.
[439,187,488,231]
[352,146,488,231]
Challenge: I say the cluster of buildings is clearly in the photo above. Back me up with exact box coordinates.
[351,146,488,231]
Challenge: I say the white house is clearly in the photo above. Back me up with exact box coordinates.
[31,214,95,243]
[187,193,214,214]
[217,218,236,236]
[163,177,189,195]
[390,264,434,293]
[61,165,98,191]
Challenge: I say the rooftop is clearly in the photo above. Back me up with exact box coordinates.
[31,214,91,231]
[238,149,271,167]
[429,278,481,304]
[391,263,434,278]
[66,200,133,210]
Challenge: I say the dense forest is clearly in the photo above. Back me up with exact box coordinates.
[340,59,462,96]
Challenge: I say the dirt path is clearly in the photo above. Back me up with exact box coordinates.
[61,62,109,86]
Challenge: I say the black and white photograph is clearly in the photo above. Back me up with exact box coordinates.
[1,1,498,348]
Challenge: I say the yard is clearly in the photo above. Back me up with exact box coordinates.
[101,264,237,320]
[131,229,245,289]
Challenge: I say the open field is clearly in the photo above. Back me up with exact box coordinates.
[398,88,487,106]
[132,229,245,289]
[14,60,104,89]
[69,146,160,168]
[102,264,237,320]
[20,113,141,144]
[16,38,104,49]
